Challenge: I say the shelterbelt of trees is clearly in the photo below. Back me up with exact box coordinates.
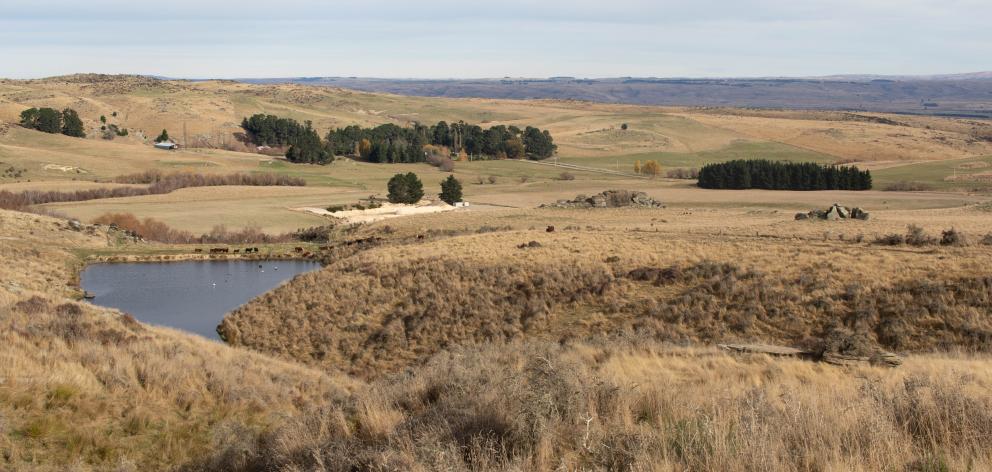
[697,159,872,190]
[240,114,556,165]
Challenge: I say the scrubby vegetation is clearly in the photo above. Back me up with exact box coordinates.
[666,167,700,179]
[697,160,872,190]
[220,241,992,376]
[874,225,970,247]
[0,172,305,210]
[92,212,295,244]
[195,341,992,471]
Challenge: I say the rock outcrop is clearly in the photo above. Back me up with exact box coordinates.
[542,190,665,209]
[796,203,869,221]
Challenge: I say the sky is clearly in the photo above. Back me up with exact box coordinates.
[1,0,990,79]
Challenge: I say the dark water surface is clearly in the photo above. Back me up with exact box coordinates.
[81,260,320,340]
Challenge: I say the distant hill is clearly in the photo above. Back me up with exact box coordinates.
[239,75,992,118]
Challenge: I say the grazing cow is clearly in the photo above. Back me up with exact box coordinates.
[294,247,304,253]
[546,225,555,233]
[194,248,202,253]
[417,234,425,240]
[233,249,240,254]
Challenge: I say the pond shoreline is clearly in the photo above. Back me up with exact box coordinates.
[79,258,323,340]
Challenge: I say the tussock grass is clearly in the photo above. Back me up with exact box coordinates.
[223,230,992,376]
[195,341,992,471]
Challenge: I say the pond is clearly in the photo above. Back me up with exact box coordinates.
[80,259,321,340]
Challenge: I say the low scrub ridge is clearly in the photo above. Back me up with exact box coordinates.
[0,171,305,210]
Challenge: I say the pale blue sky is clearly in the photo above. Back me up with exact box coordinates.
[2,0,989,79]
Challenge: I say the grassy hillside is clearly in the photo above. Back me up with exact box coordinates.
[4,208,992,470]
[2,74,992,234]
[221,219,992,376]
[0,209,353,469]
[2,75,990,165]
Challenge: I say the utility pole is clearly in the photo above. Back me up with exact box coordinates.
[183,121,188,149]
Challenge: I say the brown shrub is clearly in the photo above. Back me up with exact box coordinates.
[13,296,49,314]
[0,172,304,210]
[666,168,700,179]
[223,256,992,377]
[203,341,992,471]
[940,228,968,246]
[93,212,294,244]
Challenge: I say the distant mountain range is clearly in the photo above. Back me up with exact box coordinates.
[237,73,992,118]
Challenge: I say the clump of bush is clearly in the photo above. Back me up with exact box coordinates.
[941,228,968,246]
[426,154,455,172]
[666,168,699,179]
[558,172,575,181]
[875,225,969,247]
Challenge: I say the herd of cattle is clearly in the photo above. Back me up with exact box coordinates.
[190,245,336,259]
[194,247,262,254]
[187,236,381,259]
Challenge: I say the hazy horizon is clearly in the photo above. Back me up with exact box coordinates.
[2,0,990,79]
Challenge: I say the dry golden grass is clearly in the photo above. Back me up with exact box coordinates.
[3,73,992,469]
[0,209,357,469]
[3,74,992,234]
[202,341,992,471]
[4,208,992,470]
[222,224,992,376]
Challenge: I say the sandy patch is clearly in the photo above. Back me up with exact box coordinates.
[43,163,87,173]
[295,200,459,224]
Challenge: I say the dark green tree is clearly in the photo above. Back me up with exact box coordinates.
[523,126,557,159]
[36,108,63,134]
[697,160,871,191]
[439,175,463,205]
[61,109,86,138]
[155,129,171,143]
[387,172,424,204]
[285,121,332,164]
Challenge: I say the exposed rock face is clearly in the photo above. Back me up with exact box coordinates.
[542,190,665,209]
[796,203,869,221]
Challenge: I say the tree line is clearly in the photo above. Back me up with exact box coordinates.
[240,114,556,165]
[696,160,872,190]
[20,107,86,138]
[240,115,331,164]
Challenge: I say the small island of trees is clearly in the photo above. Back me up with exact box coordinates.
[240,114,556,165]
[697,160,872,190]
[20,107,86,138]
